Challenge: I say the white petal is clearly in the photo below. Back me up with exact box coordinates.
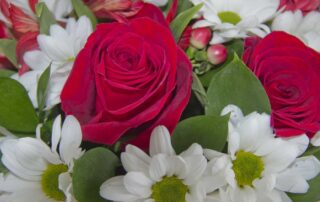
[203,149,225,160]
[276,172,309,193]
[221,104,244,126]
[183,155,207,185]
[286,156,320,180]
[23,50,51,71]
[166,156,187,178]
[51,115,62,153]
[311,131,320,146]
[180,143,203,158]
[121,152,150,175]
[149,154,168,181]
[59,115,83,165]
[100,176,141,201]
[283,135,309,156]
[149,126,175,157]
[123,172,153,198]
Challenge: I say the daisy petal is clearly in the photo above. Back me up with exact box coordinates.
[149,126,175,157]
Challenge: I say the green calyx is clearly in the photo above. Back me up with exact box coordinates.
[41,164,68,201]
[151,176,189,202]
[232,150,264,187]
[218,11,241,25]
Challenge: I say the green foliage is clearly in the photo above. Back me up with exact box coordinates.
[36,2,56,34]
[73,148,120,202]
[71,0,97,28]
[0,78,39,135]
[172,115,229,153]
[37,66,51,119]
[0,69,15,78]
[206,54,271,116]
[0,39,18,67]
[170,4,202,42]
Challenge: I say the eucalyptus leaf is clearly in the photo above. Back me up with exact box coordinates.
[172,115,229,153]
[206,54,271,116]
[289,174,320,202]
[71,0,97,28]
[170,4,202,42]
[73,148,120,202]
[0,78,39,134]
[37,66,50,118]
[0,39,18,67]
[36,2,56,34]
[192,73,208,108]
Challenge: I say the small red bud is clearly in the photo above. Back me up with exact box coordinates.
[207,44,227,65]
[190,28,212,49]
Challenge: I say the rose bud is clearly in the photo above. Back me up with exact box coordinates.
[190,27,212,49]
[207,44,227,65]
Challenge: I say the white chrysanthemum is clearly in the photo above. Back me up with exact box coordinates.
[0,115,84,202]
[8,0,73,21]
[202,105,320,202]
[191,0,280,44]
[12,16,92,109]
[100,126,207,202]
[272,10,320,52]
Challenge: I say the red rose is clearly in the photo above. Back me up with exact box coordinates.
[280,0,320,14]
[243,31,320,138]
[61,4,192,149]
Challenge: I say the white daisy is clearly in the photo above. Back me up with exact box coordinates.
[12,16,92,109]
[100,126,207,202]
[0,115,84,202]
[272,10,320,52]
[7,0,73,21]
[191,0,280,44]
[202,105,320,202]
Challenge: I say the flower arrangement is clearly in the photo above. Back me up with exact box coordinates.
[0,0,319,202]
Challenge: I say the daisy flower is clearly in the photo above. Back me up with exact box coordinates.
[12,16,93,109]
[191,0,280,44]
[202,105,320,202]
[272,10,320,52]
[0,115,84,202]
[100,126,207,202]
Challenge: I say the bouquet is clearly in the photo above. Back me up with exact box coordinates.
[0,0,319,201]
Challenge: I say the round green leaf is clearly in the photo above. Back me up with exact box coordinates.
[0,78,39,134]
[172,115,229,153]
[73,148,120,202]
[206,54,271,116]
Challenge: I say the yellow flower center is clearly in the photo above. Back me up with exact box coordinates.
[151,176,189,202]
[232,150,264,187]
[41,164,68,201]
[218,11,242,25]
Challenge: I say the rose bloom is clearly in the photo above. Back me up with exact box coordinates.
[243,31,320,138]
[280,0,320,14]
[61,4,192,149]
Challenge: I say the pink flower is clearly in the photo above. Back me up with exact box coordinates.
[280,0,320,14]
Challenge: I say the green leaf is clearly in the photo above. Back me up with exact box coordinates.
[71,0,97,28]
[0,39,18,67]
[192,73,208,108]
[172,115,229,153]
[206,54,271,116]
[0,78,39,134]
[199,39,244,88]
[165,0,193,17]
[73,148,120,202]
[37,66,50,117]
[36,2,56,34]
[0,69,15,78]
[289,173,320,202]
[170,4,202,42]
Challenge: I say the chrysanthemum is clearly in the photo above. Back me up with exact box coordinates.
[272,10,320,52]
[0,115,84,202]
[202,105,320,202]
[100,126,207,202]
[191,0,280,44]
[12,16,92,109]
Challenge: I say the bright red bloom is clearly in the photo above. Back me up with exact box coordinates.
[61,4,192,149]
[244,32,320,138]
[280,0,320,14]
